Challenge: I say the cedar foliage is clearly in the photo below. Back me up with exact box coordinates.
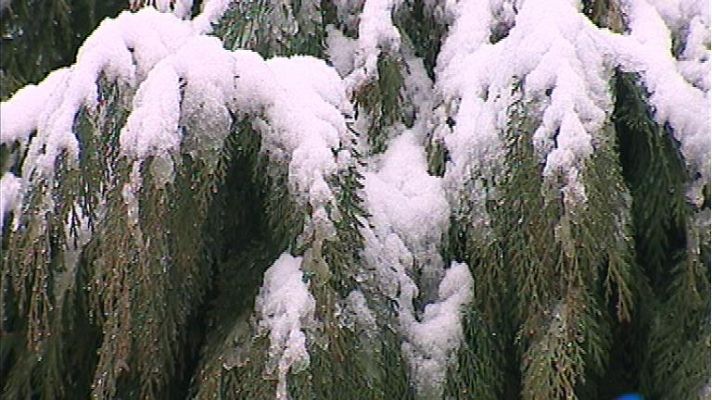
[0,1,709,399]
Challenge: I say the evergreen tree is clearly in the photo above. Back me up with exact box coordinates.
[0,0,709,399]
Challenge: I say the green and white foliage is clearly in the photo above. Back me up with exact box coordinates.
[0,0,708,399]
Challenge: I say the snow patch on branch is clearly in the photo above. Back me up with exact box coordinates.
[119,34,237,185]
[647,0,710,92]
[434,0,709,216]
[597,0,710,200]
[676,14,711,92]
[326,26,358,77]
[645,0,708,36]
[3,7,353,228]
[402,261,473,399]
[345,0,402,93]
[436,0,618,210]
[0,173,22,232]
[364,132,448,260]
[120,62,181,160]
[255,253,315,400]
[116,38,350,224]
[0,69,69,146]
[192,0,233,33]
[2,8,194,179]
[502,0,610,203]
[434,0,505,231]
[361,131,470,398]
[251,55,351,210]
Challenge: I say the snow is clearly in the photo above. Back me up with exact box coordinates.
[0,173,22,232]
[648,0,710,92]
[113,25,351,220]
[357,0,401,65]
[326,25,358,77]
[254,253,315,400]
[433,0,503,233]
[597,0,710,199]
[364,132,449,254]
[192,0,233,33]
[433,0,705,214]
[434,0,611,223]
[248,55,351,212]
[120,62,182,161]
[402,261,473,399]
[401,46,436,133]
[0,68,69,145]
[2,7,352,230]
[172,36,236,165]
[344,0,402,93]
[158,0,193,19]
[676,14,710,91]
[360,131,471,398]
[645,0,709,34]
[89,9,194,82]
[435,0,495,81]
[119,34,235,181]
[3,9,195,180]
[345,290,378,335]
[495,0,609,204]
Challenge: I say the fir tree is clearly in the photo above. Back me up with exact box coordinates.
[0,0,709,399]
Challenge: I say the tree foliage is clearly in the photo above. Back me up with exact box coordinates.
[0,0,709,399]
